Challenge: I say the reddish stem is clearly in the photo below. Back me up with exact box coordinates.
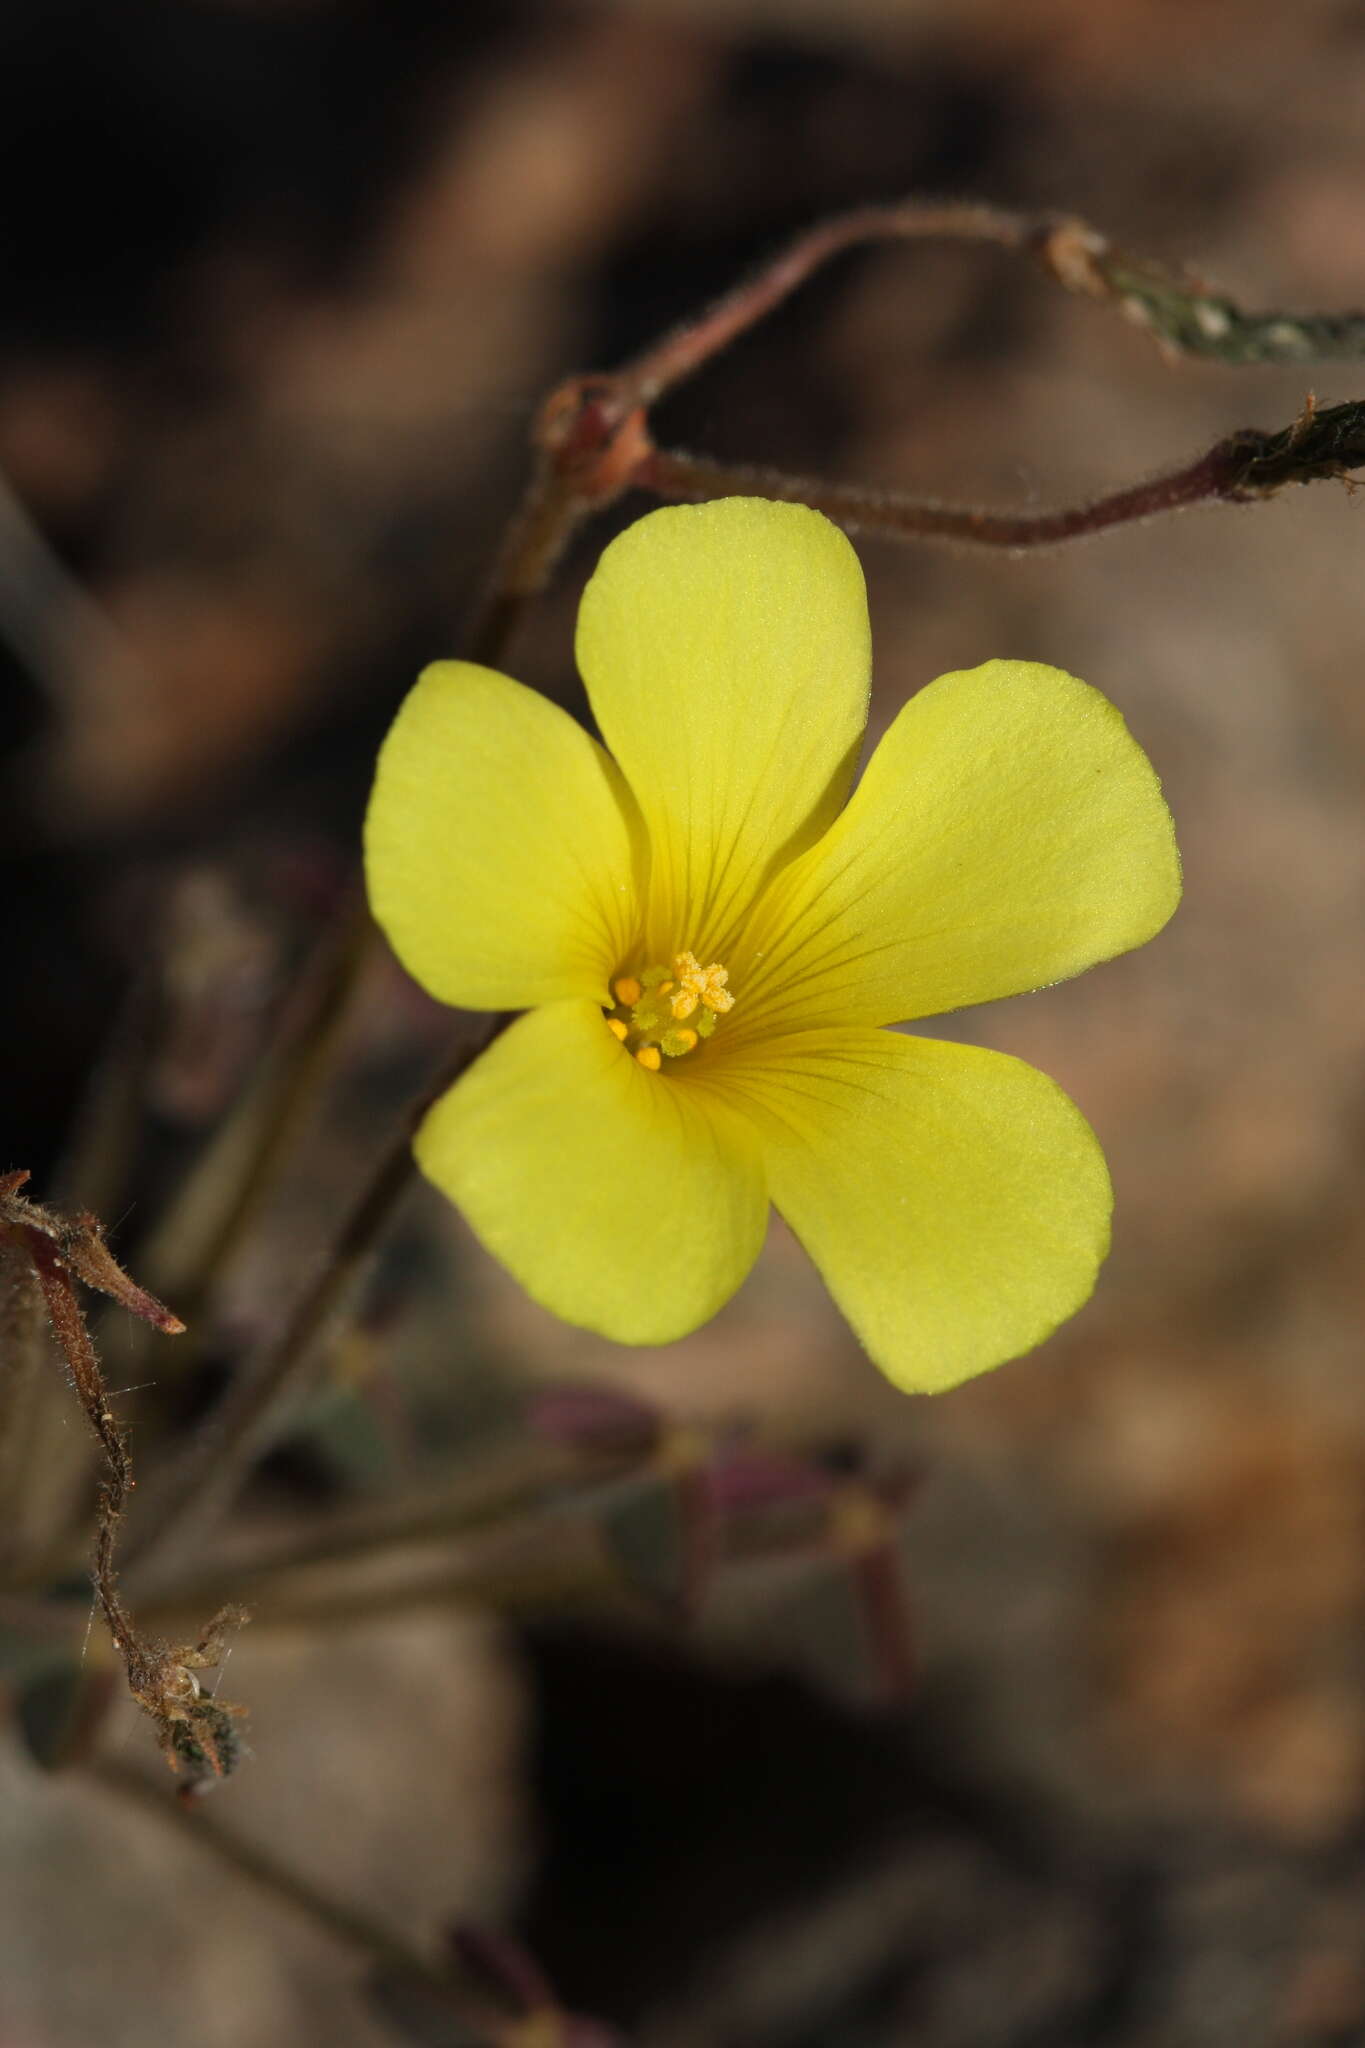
[640,440,1242,551]
[616,200,1033,404]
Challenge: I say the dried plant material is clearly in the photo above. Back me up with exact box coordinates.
[0,1171,249,1784]
[0,1169,184,1335]
[0,1222,50,1574]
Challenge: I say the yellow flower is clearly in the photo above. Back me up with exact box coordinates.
[365,498,1180,1392]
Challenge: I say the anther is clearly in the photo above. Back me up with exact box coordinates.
[613,975,642,1006]
[672,951,734,1017]
[606,1018,629,1042]
[661,1027,698,1058]
[636,1046,662,1072]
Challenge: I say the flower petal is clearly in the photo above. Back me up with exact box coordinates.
[721,1026,1111,1392]
[365,662,641,1010]
[736,660,1181,1034]
[576,499,870,962]
[416,1001,769,1344]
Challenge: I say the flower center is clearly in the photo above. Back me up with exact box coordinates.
[603,951,734,1071]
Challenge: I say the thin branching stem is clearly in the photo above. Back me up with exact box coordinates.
[463,204,1365,645]
[617,200,1034,403]
[615,199,1365,397]
[125,1017,511,1579]
[139,1437,635,1615]
[90,1757,446,1982]
[134,885,373,1312]
[463,466,593,670]
[0,1237,55,1579]
[639,443,1229,549]
[640,398,1365,549]
[0,467,157,737]
[147,1546,621,1637]
[1,1177,245,1776]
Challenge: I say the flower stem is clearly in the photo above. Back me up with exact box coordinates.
[123,1017,510,1580]
[147,1543,619,1636]
[133,1436,635,1620]
[616,199,1034,403]
[613,200,1365,396]
[0,1237,52,1579]
[639,444,1228,549]
[464,467,591,671]
[641,398,1365,550]
[89,1755,445,1982]
[491,204,1365,614]
[133,885,373,1311]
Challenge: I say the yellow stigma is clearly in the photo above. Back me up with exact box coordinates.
[603,949,734,1069]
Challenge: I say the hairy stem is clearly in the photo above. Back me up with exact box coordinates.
[617,200,1034,403]
[641,444,1228,548]
[464,467,591,671]
[614,200,1365,399]
[0,1178,247,1776]
[0,1238,53,1579]
[641,398,1365,550]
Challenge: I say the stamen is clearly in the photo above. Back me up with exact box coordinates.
[604,948,735,1069]
[672,951,734,1017]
